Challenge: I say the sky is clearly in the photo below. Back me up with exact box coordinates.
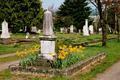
[42,0,96,10]
[42,0,64,10]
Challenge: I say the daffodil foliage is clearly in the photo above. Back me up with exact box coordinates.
[53,45,85,68]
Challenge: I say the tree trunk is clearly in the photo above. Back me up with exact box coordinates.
[97,0,107,46]
[118,17,120,41]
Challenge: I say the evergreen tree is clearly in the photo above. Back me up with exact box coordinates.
[0,0,43,33]
[56,0,91,31]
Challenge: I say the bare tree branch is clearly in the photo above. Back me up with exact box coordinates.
[88,0,98,8]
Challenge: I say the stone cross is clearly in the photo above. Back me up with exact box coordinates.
[43,10,54,36]
[1,20,10,38]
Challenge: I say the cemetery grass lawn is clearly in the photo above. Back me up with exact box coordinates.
[0,42,37,55]
[47,40,120,80]
[0,56,19,63]
[56,33,116,44]
[0,40,120,80]
[11,33,26,39]
[11,33,116,42]
[11,33,40,39]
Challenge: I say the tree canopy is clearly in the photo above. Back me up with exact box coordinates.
[0,0,43,33]
[56,0,91,30]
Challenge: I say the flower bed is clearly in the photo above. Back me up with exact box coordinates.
[9,40,106,77]
[9,52,106,76]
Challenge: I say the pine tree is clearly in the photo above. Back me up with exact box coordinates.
[0,0,43,33]
[56,0,91,31]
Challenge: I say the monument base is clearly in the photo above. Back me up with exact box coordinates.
[39,36,56,60]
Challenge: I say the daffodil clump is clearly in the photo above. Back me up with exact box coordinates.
[58,45,85,60]
[53,45,85,68]
[16,44,40,58]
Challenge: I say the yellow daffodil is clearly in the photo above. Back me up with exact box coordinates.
[16,44,40,58]
[57,45,85,60]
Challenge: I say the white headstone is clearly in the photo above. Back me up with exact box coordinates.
[24,26,27,32]
[41,40,55,60]
[25,32,30,39]
[31,26,37,33]
[37,29,41,34]
[70,25,74,33]
[60,28,64,33]
[99,28,102,34]
[32,36,36,39]
[1,20,10,38]
[83,19,89,36]
[19,29,23,32]
[64,27,68,33]
[79,29,81,33]
[89,25,94,34]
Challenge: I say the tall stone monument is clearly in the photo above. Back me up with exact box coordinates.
[1,20,10,38]
[40,10,56,60]
[83,19,89,36]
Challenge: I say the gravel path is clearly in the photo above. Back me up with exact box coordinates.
[0,53,16,58]
[0,60,19,71]
[95,61,120,80]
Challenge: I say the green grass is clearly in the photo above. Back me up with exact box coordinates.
[0,69,12,80]
[50,40,120,80]
[0,33,40,54]
[56,33,116,45]
[0,56,19,63]
[0,40,120,80]
[0,33,116,55]
[11,33,26,39]
[0,42,37,55]
[0,33,119,80]
[11,33,40,39]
